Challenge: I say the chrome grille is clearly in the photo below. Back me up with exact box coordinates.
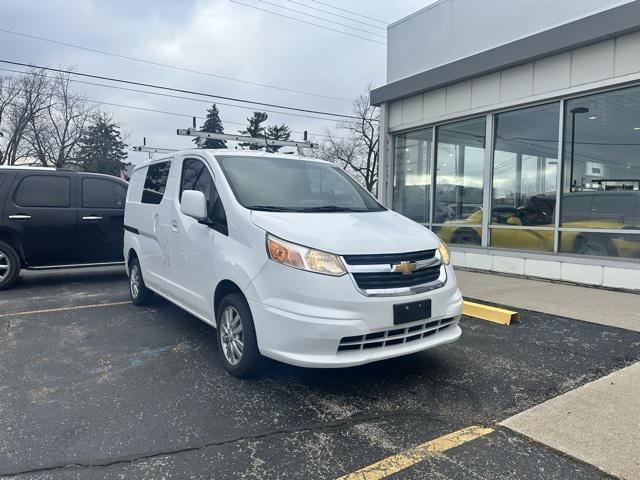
[352,266,441,290]
[342,249,444,296]
[337,318,455,353]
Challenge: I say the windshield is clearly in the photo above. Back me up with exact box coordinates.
[217,156,385,213]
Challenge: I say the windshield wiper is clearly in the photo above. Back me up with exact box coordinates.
[298,205,363,212]
[246,205,297,212]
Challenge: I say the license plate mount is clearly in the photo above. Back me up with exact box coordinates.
[393,299,432,325]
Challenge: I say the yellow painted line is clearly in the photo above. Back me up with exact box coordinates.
[337,425,494,480]
[463,300,518,325]
[0,301,132,318]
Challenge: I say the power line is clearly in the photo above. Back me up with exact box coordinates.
[0,59,365,120]
[257,0,385,38]
[0,66,352,123]
[228,0,385,45]
[287,0,387,32]
[307,0,388,24]
[0,27,350,103]
[2,67,350,139]
[286,0,385,30]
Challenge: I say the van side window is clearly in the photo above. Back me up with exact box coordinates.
[82,178,127,208]
[14,175,71,207]
[142,161,171,205]
[180,158,228,235]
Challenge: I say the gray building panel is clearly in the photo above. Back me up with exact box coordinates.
[373,0,640,106]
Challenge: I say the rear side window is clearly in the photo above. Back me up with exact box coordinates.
[14,175,71,207]
[142,161,171,205]
[82,178,127,208]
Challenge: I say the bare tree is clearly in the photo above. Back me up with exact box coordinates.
[318,90,379,193]
[0,69,50,165]
[27,70,94,168]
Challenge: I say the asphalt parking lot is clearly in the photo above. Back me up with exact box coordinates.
[1,267,640,479]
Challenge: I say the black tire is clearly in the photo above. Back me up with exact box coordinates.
[0,240,20,291]
[451,229,481,246]
[573,236,615,257]
[216,293,265,378]
[129,257,154,306]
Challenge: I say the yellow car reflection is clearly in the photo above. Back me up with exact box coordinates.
[437,208,640,258]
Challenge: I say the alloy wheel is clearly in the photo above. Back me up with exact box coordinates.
[130,264,141,298]
[0,251,9,281]
[221,306,244,365]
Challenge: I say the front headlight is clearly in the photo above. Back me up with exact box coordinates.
[266,234,346,276]
[437,241,451,265]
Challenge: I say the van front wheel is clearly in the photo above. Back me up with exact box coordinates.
[216,293,265,378]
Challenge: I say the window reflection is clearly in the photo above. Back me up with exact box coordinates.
[492,103,559,227]
[434,118,486,224]
[393,128,433,223]
[562,86,640,235]
[559,231,640,259]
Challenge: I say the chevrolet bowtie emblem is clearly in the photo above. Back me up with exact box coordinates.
[392,261,417,275]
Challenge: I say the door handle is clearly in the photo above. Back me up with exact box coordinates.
[9,214,31,220]
[171,220,179,233]
[82,216,103,221]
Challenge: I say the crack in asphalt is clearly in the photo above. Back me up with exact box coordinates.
[0,410,432,478]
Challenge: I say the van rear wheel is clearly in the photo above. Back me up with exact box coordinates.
[129,258,154,305]
[216,293,265,378]
[0,241,20,291]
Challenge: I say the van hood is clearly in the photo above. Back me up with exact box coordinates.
[250,210,439,255]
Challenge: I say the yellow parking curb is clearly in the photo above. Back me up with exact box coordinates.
[463,300,518,325]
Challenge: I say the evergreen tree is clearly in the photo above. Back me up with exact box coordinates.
[76,112,128,177]
[239,112,268,150]
[196,103,226,149]
[265,123,291,152]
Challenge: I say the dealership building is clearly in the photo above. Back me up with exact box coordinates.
[372,0,640,291]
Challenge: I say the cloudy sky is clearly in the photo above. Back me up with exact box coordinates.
[2,0,432,163]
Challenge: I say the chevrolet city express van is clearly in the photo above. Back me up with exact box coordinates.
[123,150,462,377]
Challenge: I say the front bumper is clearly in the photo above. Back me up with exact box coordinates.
[245,261,463,368]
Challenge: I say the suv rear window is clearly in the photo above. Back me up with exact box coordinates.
[14,175,71,207]
[142,161,171,205]
[82,178,127,208]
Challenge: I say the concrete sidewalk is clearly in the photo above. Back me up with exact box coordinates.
[457,269,640,479]
[502,363,640,480]
[456,269,640,332]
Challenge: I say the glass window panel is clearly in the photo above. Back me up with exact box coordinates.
[490,228,554,252]
[392,128,433,223]
[14,175,71,207]
[562,86,640,234]
[559,231,640,259]
[434,118,485,224]
[492,103,559,227]
[82,178,126,209]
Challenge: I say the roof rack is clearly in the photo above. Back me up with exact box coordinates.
[176,128,319,155]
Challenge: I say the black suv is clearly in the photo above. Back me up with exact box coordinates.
[0,167,128,290]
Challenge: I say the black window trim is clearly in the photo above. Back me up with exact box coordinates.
[13,174,72,208]
[180,156,228,236]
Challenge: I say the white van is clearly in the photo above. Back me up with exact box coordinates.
[124,150,463,377]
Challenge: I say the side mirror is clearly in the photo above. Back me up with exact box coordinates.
[506,216,522,226]
[180,190,207,221]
